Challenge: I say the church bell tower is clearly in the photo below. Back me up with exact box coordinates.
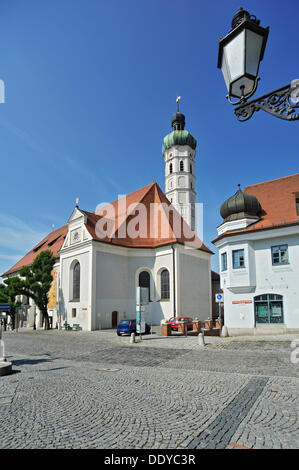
[162,98,197,231]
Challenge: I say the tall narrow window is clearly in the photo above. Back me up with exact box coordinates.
[232,249,245,269]
[169,163,173,174]
[221,252,227,271]
[190,164,192,174]
[73,262,80,300]
[160,269,170,300]
[180,161,184,172]
[296,198,299,216]
[139,271,150,301]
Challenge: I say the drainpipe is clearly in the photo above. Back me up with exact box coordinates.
[172,244,176,317]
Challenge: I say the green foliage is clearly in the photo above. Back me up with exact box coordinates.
[18,250,56,329]
[0,251,55,330]
[0,277,22,328]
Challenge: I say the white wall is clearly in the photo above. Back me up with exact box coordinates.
[95,244,175,328]
[60,244,92,330]
[216,227,299,332]
[178,247,211,321]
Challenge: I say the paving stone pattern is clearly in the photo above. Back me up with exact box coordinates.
[0,329,298,449]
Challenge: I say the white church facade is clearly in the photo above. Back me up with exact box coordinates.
[2,107,213,331]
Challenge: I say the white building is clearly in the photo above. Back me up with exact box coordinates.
[213,174,299,336]
[2,108,213,331]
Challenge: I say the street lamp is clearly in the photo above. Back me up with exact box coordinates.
[217,7,299,121]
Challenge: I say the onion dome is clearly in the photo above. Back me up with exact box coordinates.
[220,185,261,222]
[172,112,185,130]
[162,108,197,154]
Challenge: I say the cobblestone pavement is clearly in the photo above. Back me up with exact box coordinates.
[0,328,298,449]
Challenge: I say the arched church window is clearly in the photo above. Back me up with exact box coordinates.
[139,271,150,300]
[180,161,184,172]
[169,163,173,174]
[160,269,170,300]
[73,262,80,301]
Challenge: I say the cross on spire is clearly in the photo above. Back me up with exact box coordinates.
[176,95,181,112]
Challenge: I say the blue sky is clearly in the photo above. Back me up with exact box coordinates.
[0,0,298,276]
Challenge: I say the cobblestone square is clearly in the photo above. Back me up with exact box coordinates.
[0,328,298,449]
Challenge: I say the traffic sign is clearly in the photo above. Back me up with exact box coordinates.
[0,304,10,312]
[215,294,223,303]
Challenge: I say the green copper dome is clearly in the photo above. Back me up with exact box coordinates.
[162,130,197,154]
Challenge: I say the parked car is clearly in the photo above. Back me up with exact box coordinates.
[117,319,151,336]
[166,316,194,331]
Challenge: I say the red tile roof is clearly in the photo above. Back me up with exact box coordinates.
[2,182,212,277]
[213,173,299,243]
[83,182,212,252]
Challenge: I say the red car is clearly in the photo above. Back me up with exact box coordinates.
[167,316,193,331]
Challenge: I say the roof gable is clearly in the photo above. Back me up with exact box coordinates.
[83,182,212,252]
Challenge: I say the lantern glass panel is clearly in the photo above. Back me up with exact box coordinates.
[221,52,230,92]
[245,29,264,77]
[223,30,245,83]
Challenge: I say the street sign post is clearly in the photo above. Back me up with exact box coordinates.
[215,294,224,320]
[136,287,148,338]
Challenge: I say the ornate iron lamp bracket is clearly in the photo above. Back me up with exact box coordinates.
[234,83,299,122]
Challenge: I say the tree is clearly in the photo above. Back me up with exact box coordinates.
[0,278,22,330]
[19,250,56,330]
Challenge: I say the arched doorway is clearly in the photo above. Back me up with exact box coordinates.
[254,294,284,324]
[112,311,118,328]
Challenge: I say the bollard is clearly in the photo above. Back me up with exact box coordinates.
[221,325,228,337]
[198,332,205,347]
[130,332,136,344]
[0,339,6,362]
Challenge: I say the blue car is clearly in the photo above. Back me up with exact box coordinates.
[117,319,151,336]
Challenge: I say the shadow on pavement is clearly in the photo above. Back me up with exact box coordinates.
[12,358,54,366]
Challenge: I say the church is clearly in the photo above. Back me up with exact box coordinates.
[2,106,214,331]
